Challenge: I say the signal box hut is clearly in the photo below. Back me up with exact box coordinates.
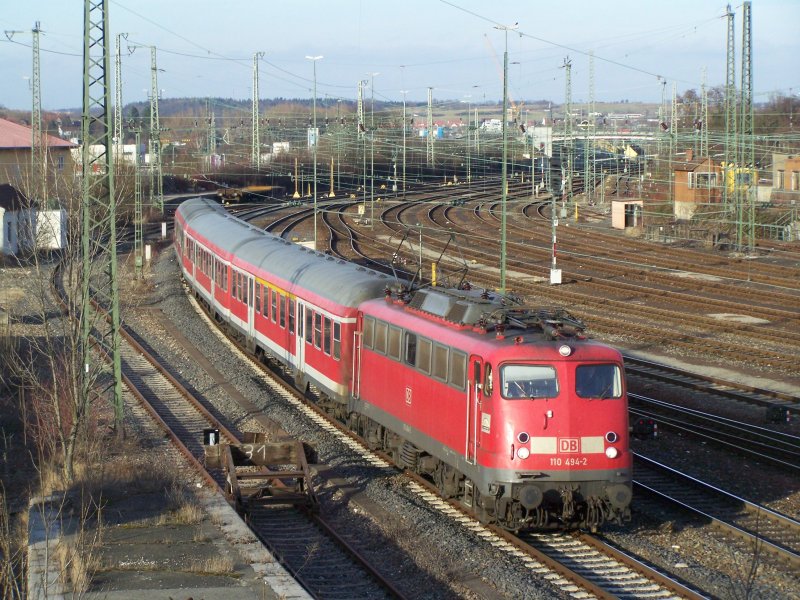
[672,149,722,220]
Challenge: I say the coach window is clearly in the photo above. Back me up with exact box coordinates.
[388,326,402,361]
[289,301,295,334]
[333,322,341,360]
[405,333,417,365]
[432,344,449,382]
[314,313,322,348]
[255,283,261,313]
[323,317,332,355]
[305,309,313,344]
[248,278,253,307]
[279,295,286,328]
[483,363,494,397]
[271,289,277,323]
[417,338,432,374]
[449,350,467,390]
[362,317,374,349]
[374,320,388,354]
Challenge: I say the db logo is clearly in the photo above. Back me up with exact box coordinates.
[405,386,412,405]
[559,438,579,453]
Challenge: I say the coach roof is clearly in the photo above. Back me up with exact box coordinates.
[178,197,396,308]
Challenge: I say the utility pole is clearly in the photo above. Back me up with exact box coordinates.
[357,80,366,207]
[114,33,127,164]
[495,23,517,294]
[131,125,143,278]
[426,87,434,168]
[252,52,264,170]
[307,55,322,247]
[669,83,677,209]
[738,0,754,252]
[400,90,408,196]
[561,56,573,216]
[81,0,123,432]
[463,95,472,187]
[148,46,164,213]
[31,21,47,207]
[585,50,595,204]
[724,4,737,208]
[701,67,709,161]
[368,72,378,229]
[206,99,216,167]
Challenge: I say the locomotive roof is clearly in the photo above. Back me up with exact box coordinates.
[177,197,398,308]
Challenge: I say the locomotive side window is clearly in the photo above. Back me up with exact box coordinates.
[323,317,332,355]
[575,364,622,399]
[388,326,402,361]
[333,322,341,360]
[417,338,432,374]
[404,333,417,365]
[314,313,322,348]
[305,309,313,344]
[374,321,388,354]
[432,344,449,382]
[362,316,374,348]
[501,364,559,399]
[449,350,467,390]
[483,363,493,396]
[255,283,261,313]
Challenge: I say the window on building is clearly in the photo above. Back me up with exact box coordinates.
[694,172,716,188]
[57,156,64,171]
[792,171,799,191]
[778,170,785,190]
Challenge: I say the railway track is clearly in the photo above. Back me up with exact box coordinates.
[633,454,800,570]
[54,265,407,600]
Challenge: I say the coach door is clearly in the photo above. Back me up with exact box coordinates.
[246,276,255,339]
[466,357,482,464]
[295,301,306,374]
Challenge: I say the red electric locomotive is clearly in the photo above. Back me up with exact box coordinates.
[175,198,632,530]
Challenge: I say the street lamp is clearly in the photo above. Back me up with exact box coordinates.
[306,55,323,249]
[494,23,518,294]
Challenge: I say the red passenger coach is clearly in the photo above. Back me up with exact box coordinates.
[175,198,632,531]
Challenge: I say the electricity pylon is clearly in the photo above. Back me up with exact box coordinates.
[148,46,164,213]
[81,0,123,432]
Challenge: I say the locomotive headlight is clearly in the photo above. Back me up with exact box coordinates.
[605,446,619,459]
[517,447,531,460]
[558,344,572,357]
[517,432,530,444]
[605,431,618,443]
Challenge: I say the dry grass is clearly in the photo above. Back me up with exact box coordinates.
[186,556,236,576]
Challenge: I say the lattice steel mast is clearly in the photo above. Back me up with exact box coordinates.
[81,0,122,431]
[426,87,434,168]
[251,52,264,169]
[31,21,47,206]
[148,46,164,213]
[113,33,126,162]
[723,4,737,207]
[738,0,754,252]
[561,57,573,211]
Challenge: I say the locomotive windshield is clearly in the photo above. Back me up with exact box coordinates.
[575,364,623,399]
[501,365,559,399]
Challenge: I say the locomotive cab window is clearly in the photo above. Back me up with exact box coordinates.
[501,364,559,399]
[575,364,622,399]
[483,363,493,396]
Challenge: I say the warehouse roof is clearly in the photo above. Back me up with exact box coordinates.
[0,118,76,150]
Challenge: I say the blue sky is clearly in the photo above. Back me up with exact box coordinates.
[1,0,797,110]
